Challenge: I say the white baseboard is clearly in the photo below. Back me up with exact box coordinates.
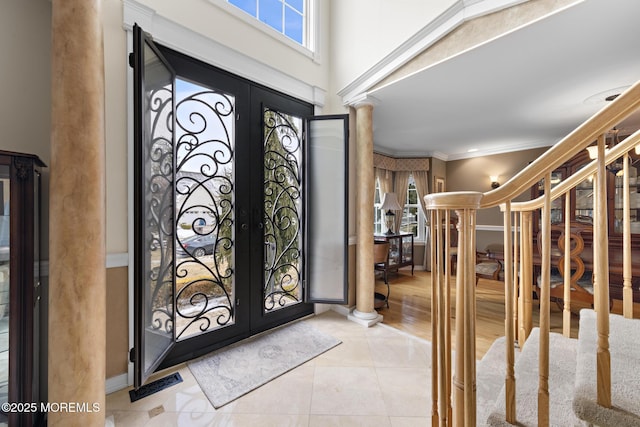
[330,304,353,317]
[106,373,129,394]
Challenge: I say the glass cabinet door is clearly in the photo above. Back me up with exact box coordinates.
[537,171,564,224]
[0,152,44,426]
[388,236,400,266]
[575,164,595,225]
[401,235,413,263]
[614,163,640,234]
[0,165,9,411]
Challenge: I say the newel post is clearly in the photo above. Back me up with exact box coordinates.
[424,191,482,427]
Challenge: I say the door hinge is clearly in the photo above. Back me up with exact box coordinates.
[236,298,240,306]
[129,347,136,363]
[128,52,135,68]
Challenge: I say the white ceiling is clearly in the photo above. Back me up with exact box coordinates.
[368,0,640,160]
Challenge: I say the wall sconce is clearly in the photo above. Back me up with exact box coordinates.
[586,128,626,175]
[490,175,500,189]
[380,192,402,235]
[586,145,602,160]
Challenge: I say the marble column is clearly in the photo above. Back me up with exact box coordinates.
[49,1,106,426]
[349,99,382,327]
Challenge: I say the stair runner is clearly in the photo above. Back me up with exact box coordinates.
[480,309,640,426]
[476,336,509,424]
[573,309,640,426]
[484,328,583,426]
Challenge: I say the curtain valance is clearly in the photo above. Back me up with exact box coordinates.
[373,153,429,171]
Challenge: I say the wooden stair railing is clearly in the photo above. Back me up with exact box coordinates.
[424,80,640,426]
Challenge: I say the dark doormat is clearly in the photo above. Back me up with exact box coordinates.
[129,372,183,402]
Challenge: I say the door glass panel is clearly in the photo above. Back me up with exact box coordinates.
[306,116,348,303]
[263,108,303,313]
[0,166,9,406]
[174,78,236,340]
[134,29,176,387]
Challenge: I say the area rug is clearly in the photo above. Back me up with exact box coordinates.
[187,320,341,408]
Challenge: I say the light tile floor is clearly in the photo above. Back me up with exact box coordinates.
[106,310,432,426]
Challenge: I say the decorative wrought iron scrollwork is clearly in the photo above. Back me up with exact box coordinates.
[144,83,175,336]
[173,81,236,339]
[263,108,303,312]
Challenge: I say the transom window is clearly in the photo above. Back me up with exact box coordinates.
[228,0,306,45]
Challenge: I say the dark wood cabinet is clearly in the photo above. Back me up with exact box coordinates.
[374,233,414,275]
[0,151,45,426]
[531,146,640,301]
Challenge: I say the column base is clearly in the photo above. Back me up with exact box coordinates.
[348,309,383,327]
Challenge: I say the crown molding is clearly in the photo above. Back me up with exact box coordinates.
[430,151,450,161]
[338,0,530,105]
[374,140,553,161]
[350,93,380,109]
[373,146,451,160]
[445,140,553,160]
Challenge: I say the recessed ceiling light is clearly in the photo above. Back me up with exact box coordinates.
[583,86,631,105]
[467,148,478,153]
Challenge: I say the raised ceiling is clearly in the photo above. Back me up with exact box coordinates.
[368,0,640,160]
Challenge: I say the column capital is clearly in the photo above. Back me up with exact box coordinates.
[350,93,380,109]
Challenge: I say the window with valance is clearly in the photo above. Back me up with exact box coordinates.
[373,153,430,241]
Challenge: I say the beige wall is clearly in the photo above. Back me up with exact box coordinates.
[1,0,52,258]
[430,157,447,193]
[134,0,331,95]
[1,0,132,384]
[347,244,357,306]
[103,0,129,254]
[106,267,129,378]
[446,147,550,250]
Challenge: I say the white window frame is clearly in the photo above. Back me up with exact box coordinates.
[374,174,426,241]
[374,178,383,234]
[208,0,317,58]
[399,174,426,242]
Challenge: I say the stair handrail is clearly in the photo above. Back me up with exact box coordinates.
[508,128,640,212]
[479,81,640,209]
[424,79,640,426]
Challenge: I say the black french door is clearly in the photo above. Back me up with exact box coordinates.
[131,25,348,388]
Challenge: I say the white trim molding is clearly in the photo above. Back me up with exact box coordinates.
[206,0,319,61]
[123,0,325,107]
[476,224,520,232]
[106,373,129,394]
[107,252,129,269]
[338,0,530,105]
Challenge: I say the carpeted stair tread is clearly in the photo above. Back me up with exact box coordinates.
[477,336,513,425]
[485,328,584,426]
[573,309,640,426]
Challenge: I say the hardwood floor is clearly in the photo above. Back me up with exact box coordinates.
[375,269,585,359]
